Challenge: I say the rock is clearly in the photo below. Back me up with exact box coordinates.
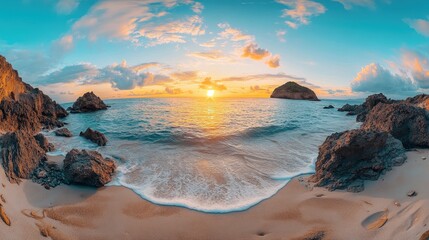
[63,149,116,187]
[270,82,319,101]
[420,230,429,240]
[37,170,47,178]
[323,105,334,109]
[338,93,393,122]
[32,161,64,188]
[423,157,427,160]
[407,190,418,197]
[34,133,55,152]
[361,103,429,148]
[69,92,108,113]
[79,128,108,146]
[0,204,11,226]
[1,131,47,183]
[0,56,67,133]
[54,128,73,137]
[405,94,429,110]
[309,129,406,192]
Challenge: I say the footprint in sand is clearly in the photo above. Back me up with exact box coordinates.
[361,209,389,230]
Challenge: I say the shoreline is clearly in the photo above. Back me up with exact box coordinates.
[1,149,429,239]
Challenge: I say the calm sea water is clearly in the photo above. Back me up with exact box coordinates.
[45,98,361,212]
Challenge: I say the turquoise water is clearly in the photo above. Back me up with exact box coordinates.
[45,98,360,212]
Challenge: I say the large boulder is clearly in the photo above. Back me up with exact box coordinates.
[270,82,319,101]
[404,94,429,110]
[63,149,116,187]
[338,93,393,122]
[69,92,108,113]
[1,131,47,183]
[80,128,108,146]
[0,56,67,133]
[361,103,429,148]
[55,128,73,137]
[309,129,406,192]
[34,133,55,152]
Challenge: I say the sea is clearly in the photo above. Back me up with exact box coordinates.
[45,98,362,213]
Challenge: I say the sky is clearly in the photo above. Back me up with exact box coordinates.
[1,0,429,102]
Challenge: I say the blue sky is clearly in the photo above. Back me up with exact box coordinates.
[1,0,429,102]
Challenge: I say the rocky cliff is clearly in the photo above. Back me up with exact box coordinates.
[270,82,319,101]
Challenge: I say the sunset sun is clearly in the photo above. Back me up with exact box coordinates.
[207,89,215,97]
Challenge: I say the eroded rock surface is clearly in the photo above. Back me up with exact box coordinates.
[69,92,108,113]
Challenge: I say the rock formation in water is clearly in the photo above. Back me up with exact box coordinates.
[270,82,319,101]
[80,128,108,146]
[54,128,73,137]
[69,92,108,113]
[338,93,393,122]
[1,131,47,183]
[404,94,429,110]
[361,103,429,148]
[310,129,406,192]
[63,149,116,187]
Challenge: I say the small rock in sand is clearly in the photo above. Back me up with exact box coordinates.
[394,201,401,207]
[420,230,429,240]
[0,194,5,203]
[315,194,324,197]
[0,204,11,226]
[422,157,427,160]
[37,170,47,178]
[407,190,418,197]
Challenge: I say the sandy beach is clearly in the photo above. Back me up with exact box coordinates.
[0,150,427,240]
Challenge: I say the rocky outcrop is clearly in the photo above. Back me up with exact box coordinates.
[54,128,73,137]
[270,82,319,101]
[63,149,116,187]
[361,103,429,148]
[1,131,47,183]
[405,94,429,110]
[69,92,108,113]
[338,93,393,122]
[0,55,68,133]
[34,133,55,152]
[309,129,406,192]
[80,128,108,146]
[323,105,334,109]
[32,161,64,189]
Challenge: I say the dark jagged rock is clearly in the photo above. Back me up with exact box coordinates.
[338,93,393,122]
[1,131,47,183]
[63,149,116,187]
[361,103,429,148]
[54,128,73,138]
[404,94,429,110]
[32,161,64,189]
[0,56,68,133]
[309,129,406,192]
[323,105,334,109]
[80,128,108,146]
[270,82,319,101]
[69,92,108,113]
[34,133,55,152]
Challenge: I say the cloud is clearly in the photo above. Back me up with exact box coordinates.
[170,71,199,81]
[192,2,204,13]
[333,0,375,9]
[51,35,74,58]
[56,0,79,14]
[72,0,205,45]
[131,62,161,71]
[266,55,280,68]
[37,60,173,90]
[276,30,286,42]
[188,50,230,61]
[138,16,205,46]
[404,18,429,37]
[218,23,253,42]
[199,77,227,91]
[218,73,307,83]
[241,43,270,60]
[276,0,326,28]
[351,63,416,93]
[402,50,429,88]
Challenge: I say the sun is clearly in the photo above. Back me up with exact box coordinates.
[207,89,215,98]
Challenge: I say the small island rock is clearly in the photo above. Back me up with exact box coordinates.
[54,128,73,137]
[80,128,108,146]
[270,82,319,101]
[69,92,108,113]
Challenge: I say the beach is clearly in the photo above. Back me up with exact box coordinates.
[0,150,428,240]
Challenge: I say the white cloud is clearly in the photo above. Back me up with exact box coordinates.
[405,18,429,37]
[56,0,79,14]
[266,55,280,68]
[72,0,205,45]
[188,50,231,61]
[333,0,375,9]
[276,30,286,42]
[218,23,253,42]
[192,2,204,13]
[351,63,416,93]
[276,0,326,28]
[402,50,429,88]
[241,43,270,60]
